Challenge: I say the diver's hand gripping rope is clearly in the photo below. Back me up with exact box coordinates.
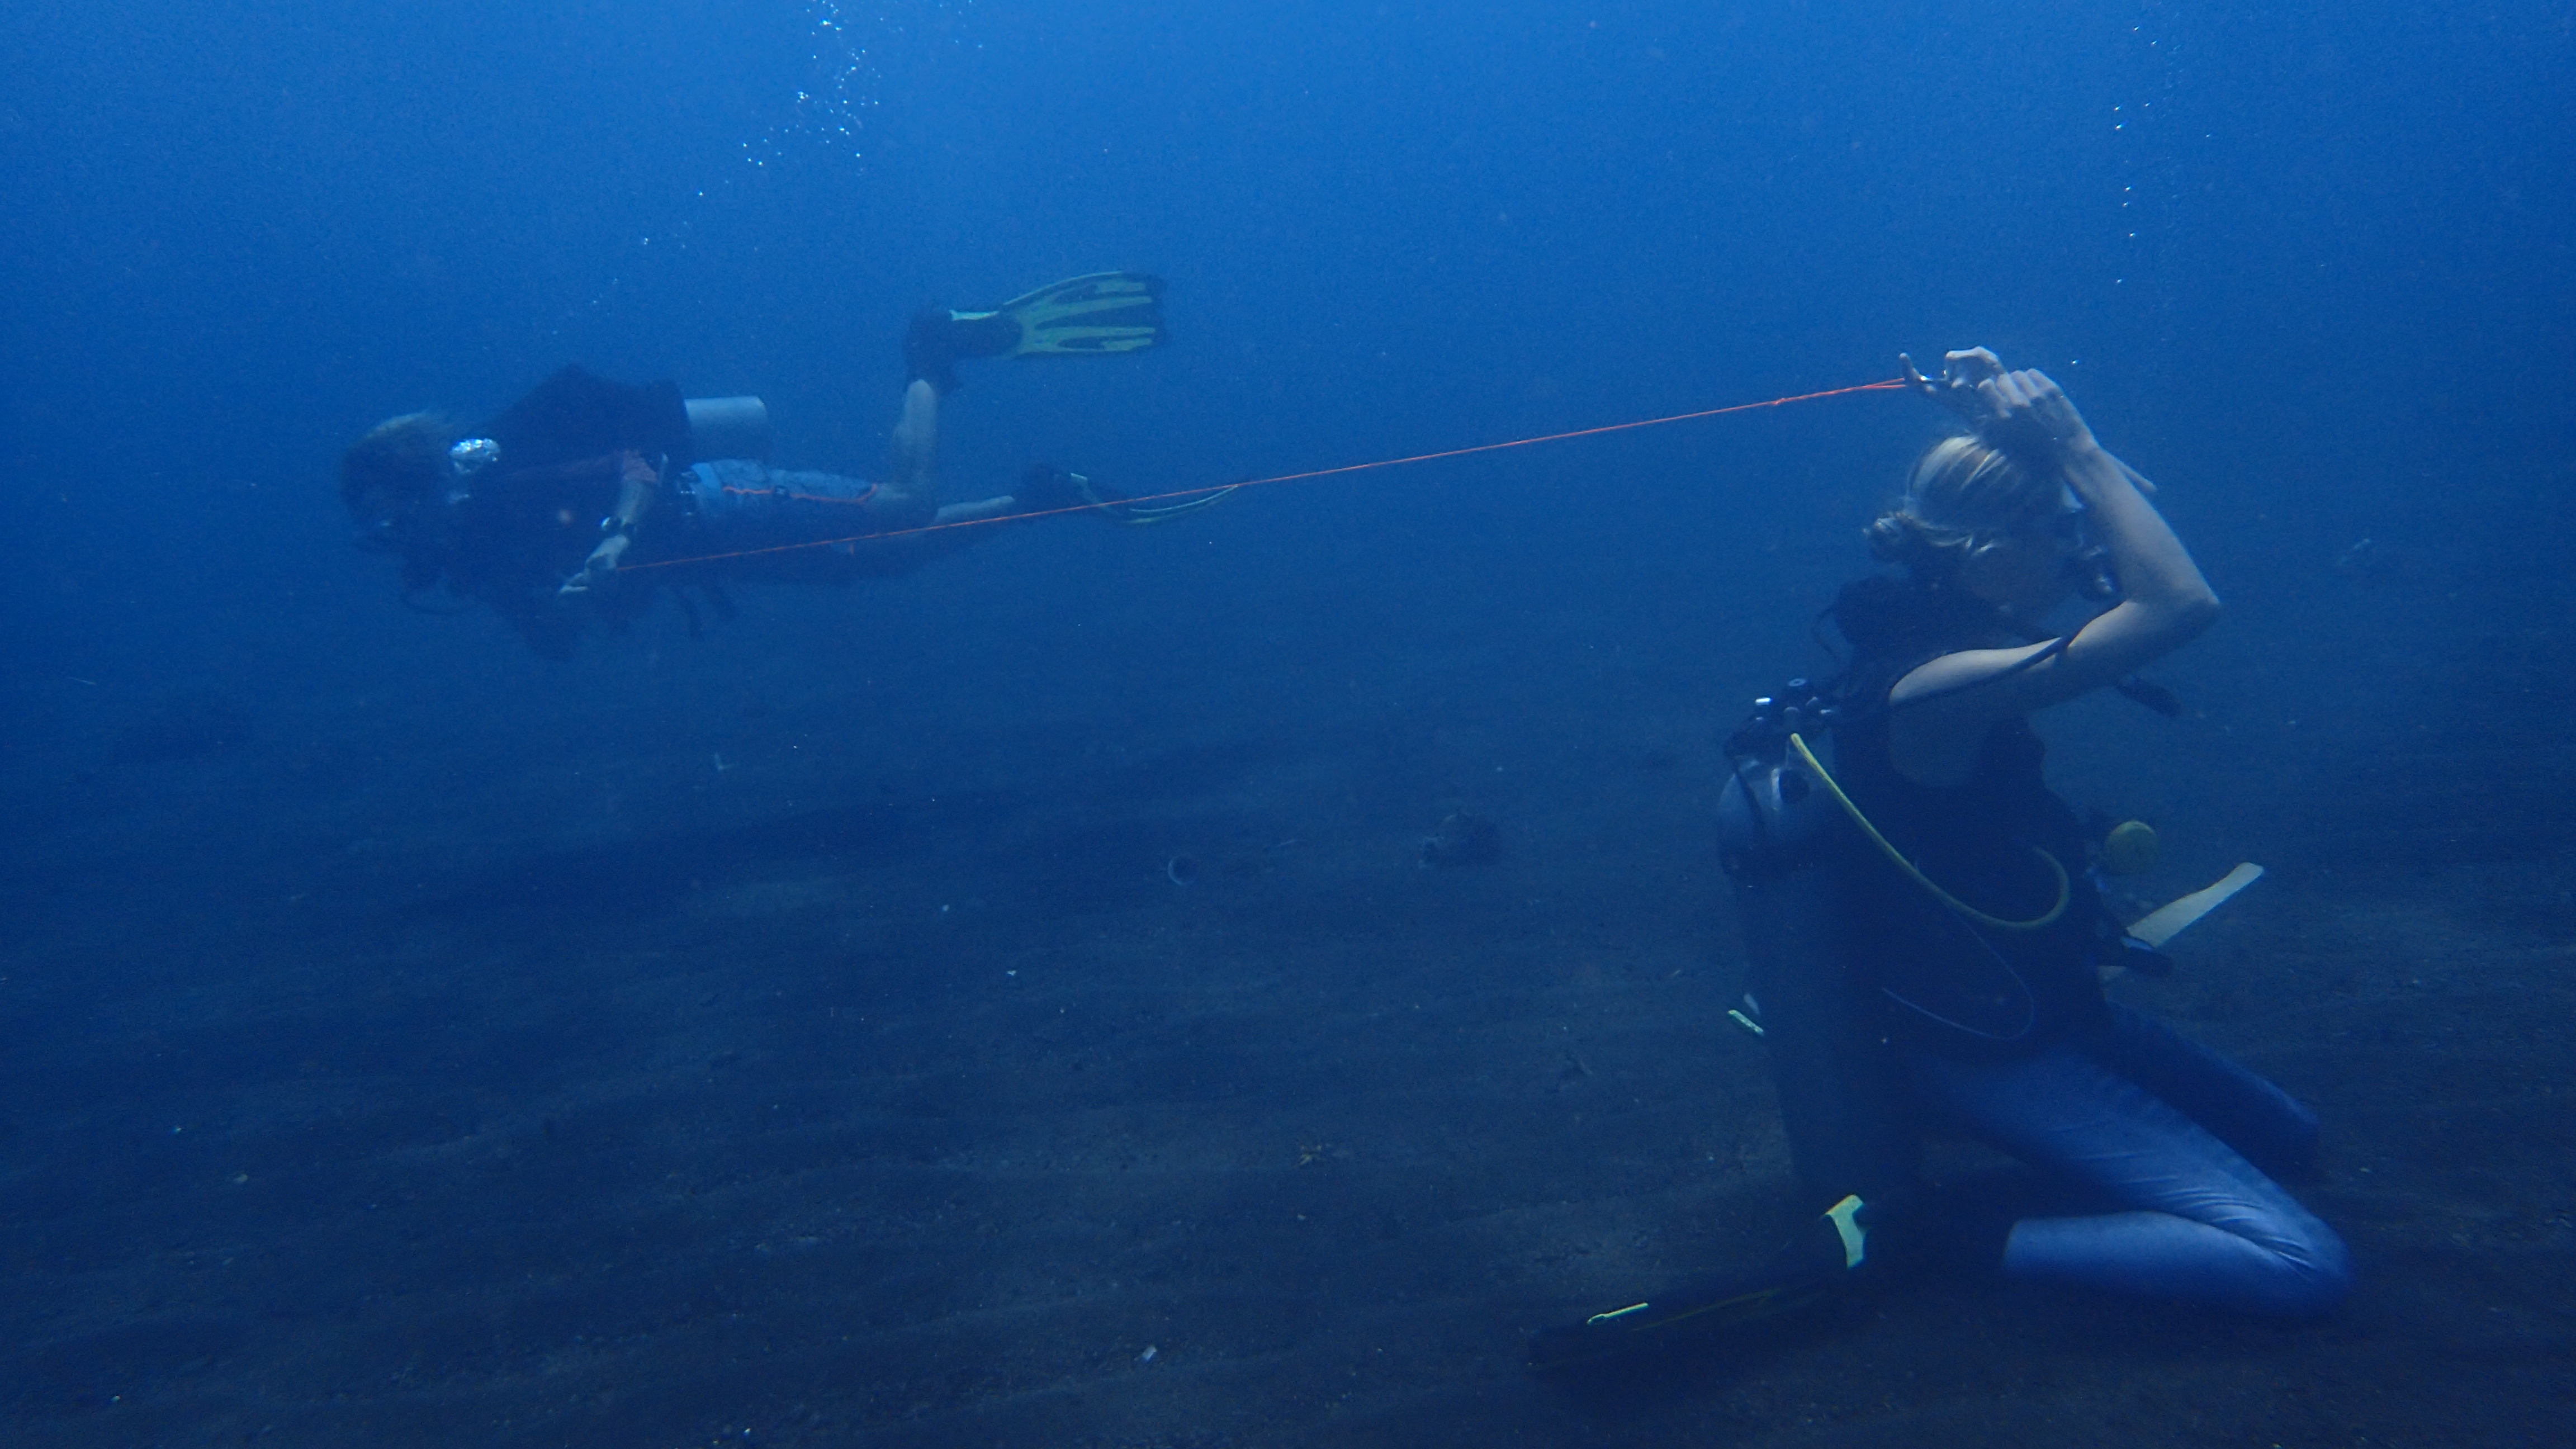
[1785,732,2069,932]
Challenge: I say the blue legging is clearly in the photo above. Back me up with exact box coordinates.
[1907,1004,2352,1316]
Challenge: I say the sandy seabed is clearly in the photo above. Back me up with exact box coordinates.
[5,575,2571,1448]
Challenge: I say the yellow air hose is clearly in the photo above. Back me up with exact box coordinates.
[1786,733,2069,932]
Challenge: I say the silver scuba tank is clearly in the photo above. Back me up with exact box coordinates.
[684,396,771,462]
[1717,689,1841,882]
[1718,683,1920,1209]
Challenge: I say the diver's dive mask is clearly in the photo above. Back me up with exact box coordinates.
[2046,491,2119,600]
[429,437,501,512]
[353,437,499,553]
[449,437,500,476]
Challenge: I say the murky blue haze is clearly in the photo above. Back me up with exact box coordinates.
[2,3,2570,1444]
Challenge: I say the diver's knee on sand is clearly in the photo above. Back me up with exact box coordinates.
[2004,1207,2351,1317]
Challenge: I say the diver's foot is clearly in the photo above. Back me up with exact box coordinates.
[1015,462,1098,514]
[904,306,1019,394]
[1020,463,1241,526]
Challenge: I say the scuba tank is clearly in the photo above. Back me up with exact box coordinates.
[683,396,770,463]
[1718,681,1920,1211]
[1717,683,1841,880]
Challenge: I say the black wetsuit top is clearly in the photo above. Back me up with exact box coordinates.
[1827,577,2111,1058]
[411,367,693,656]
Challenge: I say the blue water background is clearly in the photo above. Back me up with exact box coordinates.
[10,2,2564,726]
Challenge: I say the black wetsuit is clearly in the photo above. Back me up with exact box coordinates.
[386,368,689,655]
[1800,575,2350,1314]
[1826,577,2111,1058]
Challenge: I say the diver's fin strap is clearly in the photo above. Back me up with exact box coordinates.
[1529,1279,1827,1370]
[1530,1216,1863,1370]
[1824,1194,1868,1271]
[1787,733,2070,932]
[1071,472,1239,525]
[1576,1280,1816,1334]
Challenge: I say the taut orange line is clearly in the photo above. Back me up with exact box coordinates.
[622,377,1907,574]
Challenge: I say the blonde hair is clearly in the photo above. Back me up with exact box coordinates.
[1863,434,2062,578]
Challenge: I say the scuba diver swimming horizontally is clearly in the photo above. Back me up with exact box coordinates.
[340,272,1227,656]
[1531,347,2350,1368]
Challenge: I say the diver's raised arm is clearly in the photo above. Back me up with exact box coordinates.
[1887,361,2218,774]
[2000,371,2215,631]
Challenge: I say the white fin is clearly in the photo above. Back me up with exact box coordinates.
[2128,863,2265,949]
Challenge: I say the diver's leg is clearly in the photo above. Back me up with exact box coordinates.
[1526,1192,1886,1370]
[1912,1044,2351,1316]
[878,378,942,524]
[2087,1003,2320,1175]
[1745,864,1922,1215]
[824,497,1015,578]
[912,465,1092,531]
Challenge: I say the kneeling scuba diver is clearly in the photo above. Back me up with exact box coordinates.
[1530,348,2346,1370]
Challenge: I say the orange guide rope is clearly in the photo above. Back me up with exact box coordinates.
[622,376,1907,574]
[721,481,880,507]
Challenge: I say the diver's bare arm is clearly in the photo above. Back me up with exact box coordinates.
[2016,365,2218,657]
[1896,370,2219,719]
[886,380,941,507]
[561,452,659,594]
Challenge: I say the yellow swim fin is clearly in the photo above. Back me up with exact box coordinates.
[957,271,1167,360]
[906,273,1167,392]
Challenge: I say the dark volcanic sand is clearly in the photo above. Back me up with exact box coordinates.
[5,563,2572,1448]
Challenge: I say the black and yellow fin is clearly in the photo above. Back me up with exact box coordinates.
[1069,470,1235,526]
[958,271,1167,360]
[1526,1195,1873,1371]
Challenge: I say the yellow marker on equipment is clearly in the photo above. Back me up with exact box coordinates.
[2100,820,2161,875]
